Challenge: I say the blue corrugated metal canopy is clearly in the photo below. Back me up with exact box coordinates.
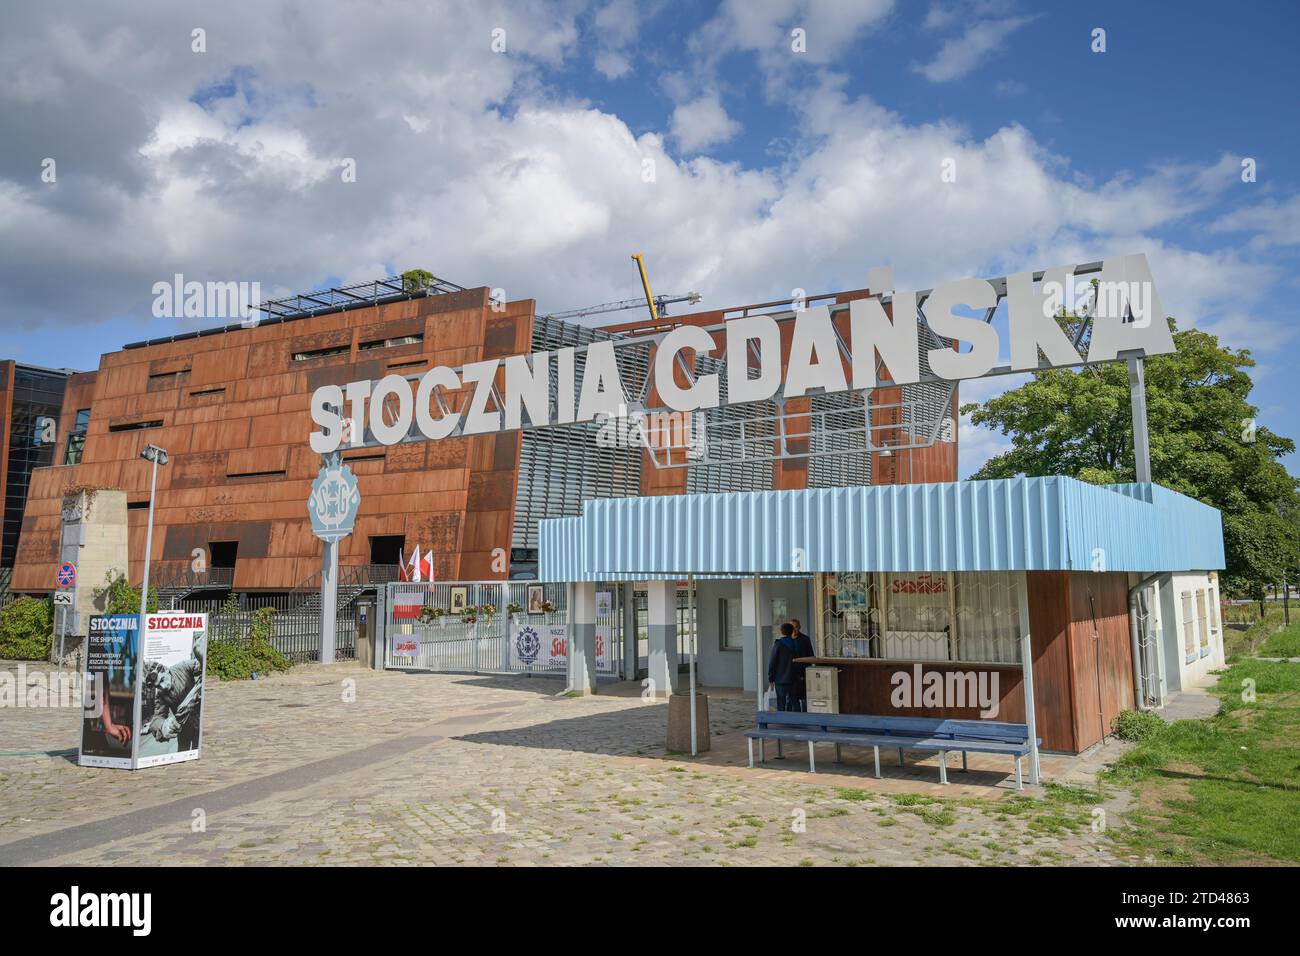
[537,476,1224,582]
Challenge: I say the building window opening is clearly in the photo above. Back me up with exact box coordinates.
[819,571,1022,665]
[359,333,423,352]
[64,408,90,465]
[291,345,350,362]
[209,541,238,570]
[369,535,405,567]
[720,597,742,650]
[108,419,163,433]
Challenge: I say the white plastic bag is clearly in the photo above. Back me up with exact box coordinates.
[762,688,777,712]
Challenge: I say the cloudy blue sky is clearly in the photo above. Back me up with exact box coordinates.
[1,0,1297,477]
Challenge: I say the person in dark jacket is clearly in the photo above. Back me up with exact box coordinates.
[790,619,815,711]
[767,622,800,711]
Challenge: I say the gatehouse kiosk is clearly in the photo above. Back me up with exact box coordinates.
[538,476,1226,775]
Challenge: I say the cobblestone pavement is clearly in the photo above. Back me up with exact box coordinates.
[0,662,1131,866]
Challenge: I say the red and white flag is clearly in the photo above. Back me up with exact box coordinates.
[409,544,422,582]
[397,547,409,582]
[419,548,434,583]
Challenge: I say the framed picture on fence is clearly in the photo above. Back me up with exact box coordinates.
[527,585,544,613]
[450,586,469,613]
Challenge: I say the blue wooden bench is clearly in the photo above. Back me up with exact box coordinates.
[744,712,1038,789]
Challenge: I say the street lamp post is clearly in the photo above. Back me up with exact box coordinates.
[139,444,169,617]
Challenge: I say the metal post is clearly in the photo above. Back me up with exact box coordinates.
[1017,575,1040,784]
[500,580,510,673]
[1127,357,1152,483]
[320,538,337,664]
[1284,573,1290,627]
[753,574,764,711]
[687,573,697,757]
[139,455,159,617]
[56,605,64,677]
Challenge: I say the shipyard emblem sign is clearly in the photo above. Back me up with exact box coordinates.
[307,461,361,543]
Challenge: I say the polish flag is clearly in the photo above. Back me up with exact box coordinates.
[409,544,422,582]
[419,548,434,583]
[397,547,409,582]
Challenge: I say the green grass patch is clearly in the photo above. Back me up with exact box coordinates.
[1223,606,1285,659]
[1258,619,1300,658]
[835,787,871,802]
[1104,657,1300,864]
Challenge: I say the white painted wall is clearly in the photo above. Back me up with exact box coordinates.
[1158,571,1224,692]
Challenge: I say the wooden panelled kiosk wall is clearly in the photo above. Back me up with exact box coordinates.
[802,571,1135,753]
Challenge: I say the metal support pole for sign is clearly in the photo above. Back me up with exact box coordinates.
[1018,577,1040,785]
[320,537,337,664]
[687,573,697,757]
[753,575,762,710]
[309,443,357,666]
[56,605,64,677]
[1128,357,1152,483]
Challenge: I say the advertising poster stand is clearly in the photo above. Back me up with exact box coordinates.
[77,612,209,771]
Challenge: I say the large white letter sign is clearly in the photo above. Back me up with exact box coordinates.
[303,253,1175,449]
[849,296,919,389]
[1087,254,1175,362]
[1006,267,1083,371]
[503,352,551,430]
[415,367,461,439]
[309,384,344,453]
[786,306,848,397]
[460,360,502,435]
[654,325,720,411]
[924,278,1000,380]
[725,315,781,404]
[577,340,628,421]
[368,375,413,445]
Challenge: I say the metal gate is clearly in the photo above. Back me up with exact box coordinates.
[1132,581,1163,708]
[380,581,623,676]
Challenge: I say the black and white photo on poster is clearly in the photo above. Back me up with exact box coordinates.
[136,613,208,769]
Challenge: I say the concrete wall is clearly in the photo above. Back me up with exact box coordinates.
[692,577,812,691]
[55,489,128,658]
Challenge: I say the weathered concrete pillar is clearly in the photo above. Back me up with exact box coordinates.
[645,580,678,697]
[56,489,128,664]
[566,581,598,695]
[741,576,773,702]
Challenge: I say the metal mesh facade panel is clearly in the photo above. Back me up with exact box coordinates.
[511,317,644,576]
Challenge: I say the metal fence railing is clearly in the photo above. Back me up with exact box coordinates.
[381,581,632,676]
[173,593,358,663]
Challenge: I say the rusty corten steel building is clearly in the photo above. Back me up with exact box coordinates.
[7,276,957,594]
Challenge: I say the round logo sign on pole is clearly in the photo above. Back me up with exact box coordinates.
[56,562,77,588]
[307,461,362,543]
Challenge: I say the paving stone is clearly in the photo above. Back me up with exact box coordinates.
[0,661,1129,866]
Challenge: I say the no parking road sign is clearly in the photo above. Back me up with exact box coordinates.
[56,562,76,588]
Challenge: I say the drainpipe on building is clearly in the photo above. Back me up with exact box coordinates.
[1128,572,1164,711]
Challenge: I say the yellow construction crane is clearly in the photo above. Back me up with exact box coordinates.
[629,252,660,323]
[631,253,693,324]
[541,255,699,323]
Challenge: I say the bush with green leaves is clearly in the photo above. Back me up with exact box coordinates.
[207,604,290,680]
[1112,708,1167,742]
[0,597,53,660]
[93,572,158,615]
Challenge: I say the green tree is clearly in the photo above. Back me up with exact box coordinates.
[963,321,1300,601]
